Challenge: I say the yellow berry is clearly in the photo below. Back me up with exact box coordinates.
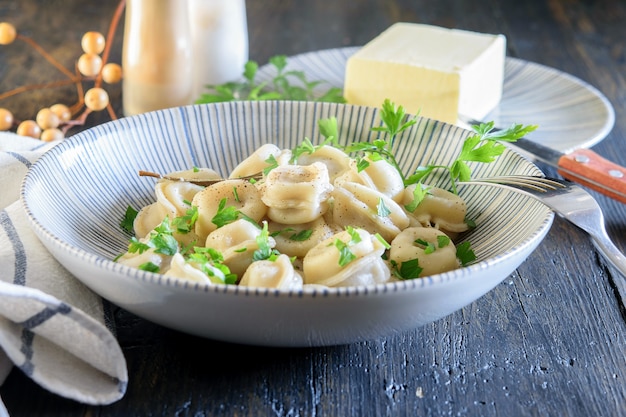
[0,108,14,131]
[84,87,109,111]
[17,120,42,139]
[36,108,60,129]
[41,128,64,142]
[101,63,123,84]
[50,103,72,123]
[81,31,105,54]
[77,53,103,77]
[0,22,17,45]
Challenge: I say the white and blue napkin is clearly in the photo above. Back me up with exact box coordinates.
[0,132,127,416]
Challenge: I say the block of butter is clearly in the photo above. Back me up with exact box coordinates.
[344,23,506,124]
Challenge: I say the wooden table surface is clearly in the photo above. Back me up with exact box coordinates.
[1,0,626,415]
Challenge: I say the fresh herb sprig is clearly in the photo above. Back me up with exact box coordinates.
[342,99,417,180]
[405,121,538,193]
[335,99,537,194]
[195,55,345,104]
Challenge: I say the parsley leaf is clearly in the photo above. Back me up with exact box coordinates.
[189,247,237,284]
[343,100,417,183]
[263,154,279,175]
[414,238,436,254]
[212,198,241,228]
[291,138,317,163]
[377,197,391,217]
[318,117,339,144]
[150,219,179,256]
[335,239,356,267]
[171,204,198,234]
[409,120,538,193]
[120,205,139,234]
[437,235,451,248]
[128,237,150,254]
[195,55,346,104]
[456,241,477,266]
[404,183,431,212]
[253,222,280,261]
[391,258,423,280]
[139,262,160,273]
[128,218,179,257]
[289,229,313,241]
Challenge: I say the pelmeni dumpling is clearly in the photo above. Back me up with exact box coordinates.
[192,179,267,242]
[134,179,205,238]
[239,254,303,290]
[268,217,336,258]
[295,145,351,182]
[205,219,273,278]
[336,158,405,202]
[389,227,459,278]
[117,240,172,272]
[162,253,214,284]
[302,228,390,287]
[229,143,291,179]
[258,162,333,224]
[331,181,409,242]
[402,185,469,237]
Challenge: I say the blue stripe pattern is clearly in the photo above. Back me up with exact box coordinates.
[0,209,27,285]
[5,151,33,169]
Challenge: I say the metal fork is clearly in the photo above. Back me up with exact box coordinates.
[461,176,626,277]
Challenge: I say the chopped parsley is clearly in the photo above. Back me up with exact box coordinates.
[212,198,241,228]
[391,258,423,280]
[189,247,237,284]
[138,262,160,273]
[171,204,198,234]
[127,217,179,257]
[253,222,280,261]
[377,197,391,217]
[263,154,279,175]
[120,205,139,234]
[456,241,477,266]
[404,183,431,212]
[289,229,313,241]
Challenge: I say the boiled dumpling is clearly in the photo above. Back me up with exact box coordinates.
[302,228,390,287]
[295,144,351,182]
[335,157,405,202]
[205,219,274,278]
[116,234,174,273]
[331,181,409,242]
[389,227,459,278]
[268,216,336,259]
[230,143,291,179]
[402,185,469,237]
[258,162,333,224]
[162,253,214,284]
[239,254,303,290]
[192,179,267,242]
[134,178,205,238]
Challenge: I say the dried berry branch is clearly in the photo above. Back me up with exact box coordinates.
[0,0,126,140]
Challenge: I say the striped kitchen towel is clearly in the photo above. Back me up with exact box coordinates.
[0,132,127,415]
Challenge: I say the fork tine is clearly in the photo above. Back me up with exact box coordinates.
[460,175,626,278]
[462,175,565,192]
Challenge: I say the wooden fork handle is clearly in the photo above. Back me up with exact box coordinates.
[558,148,626,203]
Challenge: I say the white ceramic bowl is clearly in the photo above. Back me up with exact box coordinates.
[22,101,553,347]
